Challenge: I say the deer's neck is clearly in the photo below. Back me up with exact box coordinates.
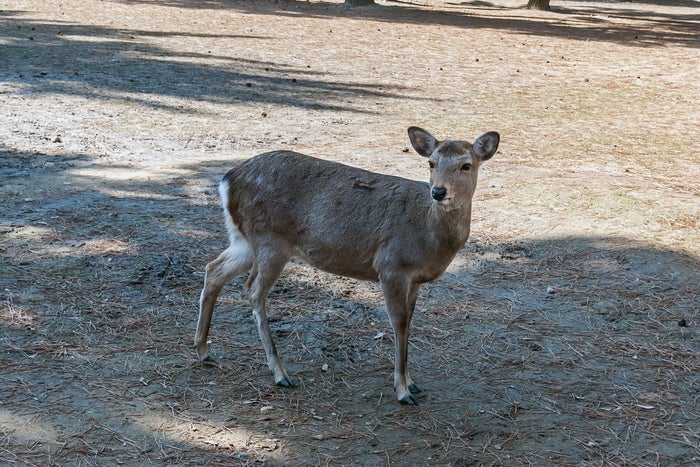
[428,202,473,252]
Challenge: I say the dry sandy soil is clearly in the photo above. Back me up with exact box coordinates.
[1,0,698,465]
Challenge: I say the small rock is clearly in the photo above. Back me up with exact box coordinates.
[546,286,556,294]
[678,318,687,327]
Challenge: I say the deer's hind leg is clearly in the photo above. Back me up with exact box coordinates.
[247,248,293,387]
[195,237,253,362]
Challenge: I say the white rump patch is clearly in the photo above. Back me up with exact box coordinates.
[219,178,254,266]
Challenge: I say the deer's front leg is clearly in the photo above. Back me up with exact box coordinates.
[405,283,422,395]
[381,275,420,405]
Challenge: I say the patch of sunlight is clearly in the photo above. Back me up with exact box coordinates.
[68,167,187,201]
[4,225,54,242]
[58,35,125,44]
[0,408,61,445]
[99,187,183,201]
[70,166,161,182]
[175,228,213,239]
[0,299,37,328]
[131,411,251,447]
[82,238,133,254]
[131,411,283,458]
[45,238,135,257]
[5,224,135,259]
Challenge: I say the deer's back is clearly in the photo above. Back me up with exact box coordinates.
[223,151,435,281]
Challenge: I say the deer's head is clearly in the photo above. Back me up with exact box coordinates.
[408,127,500,211]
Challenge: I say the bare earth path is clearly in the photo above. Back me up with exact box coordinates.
[1,0,698,465]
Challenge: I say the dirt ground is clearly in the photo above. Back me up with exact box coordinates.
[1,0,698,465]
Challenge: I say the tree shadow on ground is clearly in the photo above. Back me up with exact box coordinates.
[0,148,386,464]
[416,234,698,463]
[0,148,303,464]
[2,147,698,464]
[0,10,414,113]
[113,0,700,48]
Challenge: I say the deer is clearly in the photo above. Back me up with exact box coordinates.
[194,127,499,405]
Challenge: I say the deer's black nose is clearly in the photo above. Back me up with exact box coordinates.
[431,187,447,201]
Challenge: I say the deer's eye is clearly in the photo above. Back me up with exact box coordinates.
[428,161,436,169]
[460,163,472,172]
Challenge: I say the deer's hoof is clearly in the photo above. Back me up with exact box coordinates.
[275,376,294,388]
[399,394,418,406]
[408,383,422,394]
[201,355,216,364]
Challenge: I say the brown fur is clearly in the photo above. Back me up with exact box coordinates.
[194,127,499,405]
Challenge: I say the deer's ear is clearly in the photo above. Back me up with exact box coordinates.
[408,127,438,158]
[472,132,500,161]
